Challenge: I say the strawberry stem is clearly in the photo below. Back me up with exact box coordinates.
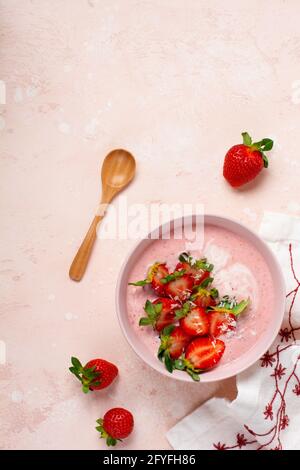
[241,132,273,169]
[174,357,201,381]
[96,419,119,446]
[157,325,176,372]
[69,356,101,393]
[242,132,252,146]
[139,300,163,328]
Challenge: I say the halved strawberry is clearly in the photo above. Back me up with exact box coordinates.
[155,299,179,332]
[139,298,179,332]
[175,261,194,274]
[176,252,213,286]
[150,263,169,295]
[207,296,249,337]
[176,303,209,336]
[164,274,194,302]
[158,325,190,372]
[185,336,225,370]
[207,311,236,337]
[191,278,219,308]
[129,262,169,296]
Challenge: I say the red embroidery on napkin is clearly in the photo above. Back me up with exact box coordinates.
[293,384,300,396]
[271,363,286,380]
[264,403,273,421]
[279,327,292,343]
[213,244,300,451]
[213,434,256,450]
[261,351,276,368]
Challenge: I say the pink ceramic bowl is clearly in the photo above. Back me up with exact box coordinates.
[116,214,286,382]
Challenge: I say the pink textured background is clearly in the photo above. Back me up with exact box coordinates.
[1,0,300,450]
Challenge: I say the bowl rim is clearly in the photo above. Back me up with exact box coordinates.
[115,213,286,383]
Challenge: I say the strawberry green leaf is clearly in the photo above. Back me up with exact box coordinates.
[158,325,175,361]
[253,138,273,152]
[128,279,149,286]
[199,277,214,288]
[96,418,120,447]
[250,136,273,169]
[174,357,202,381]
[139,300,163,328]
[156,304,163,313]
[157,346,165,361]
[178,252,191,263]
[178,252,214,272]
[162,324,175,336]
[71,357,82,370]
[144,299,158,317]
[262,153,269,168]
[212,296,249,316]
[210,288,219,298]
[69,357,101,393]
[231,299,250,316]
[194,259,214,272]
[139,317,152,326]
[174,358,185,370]
[164,352,174,373]
[83,367,98,379]
[242,132,252,146]
[161,270,185,284]
[107,436,118,446]
[260,138,273,151]
[175,302,191,319]
[217,295,237,309]
[186,369,201,382]
[69,367,82,381]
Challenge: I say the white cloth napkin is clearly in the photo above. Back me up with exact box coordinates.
[167,212,300,450]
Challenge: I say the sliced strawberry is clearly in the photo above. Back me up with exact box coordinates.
[191,280,219,308]
[155,298,179,332]
[169,326,191,359]
[193,290,217,308]
[129,262,169,296]
[193,270,211,286]
[176,252,214,286]
[175,261,193,273]
[208,311,236,337]
[164,274,194,301]
[158,325,190,372]
[185,336,225,370]
[150,263,169,295]
[206,296,249,337]
[139,298,179,332]
[176,262,210,286]
[177,305,209,336]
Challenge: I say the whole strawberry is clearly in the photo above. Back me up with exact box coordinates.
[69,356,118,393]
[223,132,273,187]
[96,407,134,446]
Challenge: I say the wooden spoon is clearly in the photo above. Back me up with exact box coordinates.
[69,149,136,281]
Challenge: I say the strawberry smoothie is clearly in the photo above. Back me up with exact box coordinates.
[126,223,274,368]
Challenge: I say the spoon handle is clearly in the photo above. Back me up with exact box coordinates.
[69,215,102,281]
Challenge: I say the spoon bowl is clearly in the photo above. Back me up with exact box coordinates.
[102,149,136,189]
